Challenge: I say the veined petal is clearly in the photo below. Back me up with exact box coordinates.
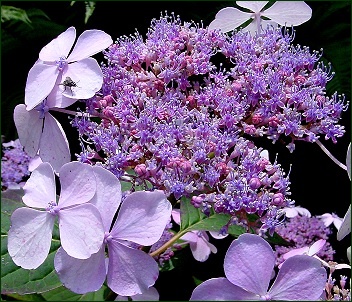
[59,203,104,259]
[208,7,251,33]
[190,277,259,300]
[61,58,103,99]
[106,241,158,296]
[91,166,122,231]
[39,113,70,173]
[224,233,274,296]
[110,190,171,246]
[67,29,113,62]
[8,208,54,269]
[269,255,326,300]
[58,162,96,208]
[54,246,106,294]
[236,1,268,13]
[13,104,42,157]
[22,162,56,208]
[39,27,76,62]
[25,63,59,111]
[262,2,312,26]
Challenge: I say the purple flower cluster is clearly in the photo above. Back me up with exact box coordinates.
[274,215,335,266]
[1,139,32,189]
[72,13,347,234]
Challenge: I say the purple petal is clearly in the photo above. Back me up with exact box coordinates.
[282,247,308,260]
[189,233,217,262]
[309,239,326,256]
[130,287,159,301]
[110,190,171,246]
[190,277,259,300]
[8,208,54,269]
[22,162,56,208]
[67,29,113,62]
[208,7,251,32]
[39,113,71,173]
[39,27,76,62]
[269,255,326,300]
[337,205,351,241]
[224,233,275,296]
[236,1,268,12]
[62,58,103,99]
[54,246,106,294]
[59,203,104,259]
[90,166,122,231]
[171,209,181,225]
[13,104,42,157]
[58,162,96,208]
[107,241,158,296]
[25,63,59,110]
[262,2,312,26]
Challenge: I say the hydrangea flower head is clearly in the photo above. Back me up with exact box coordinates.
[25,26,113,110]
[7,161,104,269]
[54,167,172,296]
[209,1,312,34]
[190,233,327,300]
[1,139,32,189]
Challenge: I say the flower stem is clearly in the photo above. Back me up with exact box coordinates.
[149,230,188,257]
[316,140,347,170]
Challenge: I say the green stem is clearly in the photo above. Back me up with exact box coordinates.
[149,230,188,257]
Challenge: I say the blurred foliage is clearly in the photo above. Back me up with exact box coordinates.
[1,5,32,25]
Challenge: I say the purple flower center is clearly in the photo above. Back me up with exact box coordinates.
[55,56,68,71]
[45,201,60,216]
[35,99,49,119]
[103,232,113,244]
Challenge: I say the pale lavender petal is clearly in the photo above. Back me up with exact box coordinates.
[54,246,106,294]
[282,247,308,260]
[59,203,104,259]
[13,104,42,157]
[309,239,326,256]
[39,113,70,173]
[58,162,96,208]
[107,241,158,296]
[319,213,334,227]
[131,287,159,301]
[25,63,59,110]
[190,233,217,262]
[8,208,54,269]
[283,207,298,218]
[295,206,312,217]
[208,7,251,33]
[39,27,76,61]
[236,1,268,13]
[209,230,228,239]
[346,143,351,180]
[90,165,122,231]
[190,277,259,300]
[337,205,351,241]
[171,209,181,225]
[22,162,56,208]
[333,218,343,230]
[62,58,103,99]
[180,231,199,243]
[67,30,113,62]
[28,156,42,172]
[110,190,172,246]
[262,1,312,26]
[224,233,275,296]
[269,255,326,300]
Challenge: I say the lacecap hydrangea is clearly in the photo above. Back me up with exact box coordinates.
[73,13,348,235]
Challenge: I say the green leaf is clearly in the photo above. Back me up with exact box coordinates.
[1,6,31,25]
[265,232,293,247]
[179,198,246,236]
[84,2,96,24]
[1,189,63,295]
